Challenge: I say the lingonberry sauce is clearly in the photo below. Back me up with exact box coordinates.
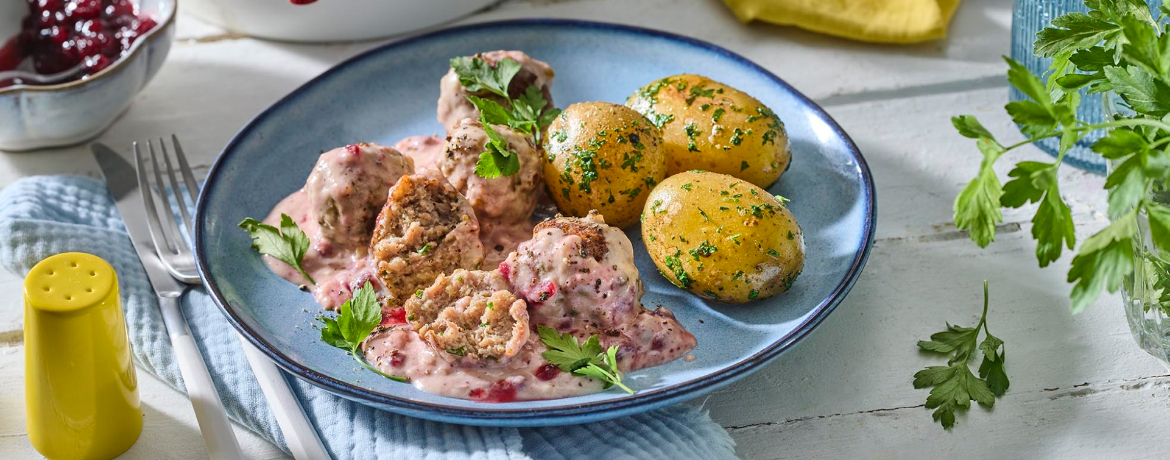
[1,0,157,87]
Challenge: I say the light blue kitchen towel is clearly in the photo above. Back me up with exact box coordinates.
[0,175,738,460]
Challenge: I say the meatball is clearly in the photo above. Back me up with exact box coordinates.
[440,119,543,227]
[370,174,484,304]
[500,212,697,371]
[304,143,414,252]
[405,269,530,362]
[437,50,555,133]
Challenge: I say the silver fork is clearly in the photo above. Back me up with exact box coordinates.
[138,135,332,460]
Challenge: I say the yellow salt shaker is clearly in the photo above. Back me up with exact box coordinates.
[24,252,143,460]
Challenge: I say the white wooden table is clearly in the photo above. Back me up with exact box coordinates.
[4,1,1170,458]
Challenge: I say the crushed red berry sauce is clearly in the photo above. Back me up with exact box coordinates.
[1,0,157,87]
[382,307,407,326]
[497,261,511,282]
[468,380,518,403]
[533,363,560,381]
[388,351,405,367]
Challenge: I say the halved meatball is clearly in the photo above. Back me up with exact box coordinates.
[500,212,696,371]
[437,50,555,134]
[305,143,414,252]
[440,119,543,228]
[370,175,484,304]
[405,269,529,363]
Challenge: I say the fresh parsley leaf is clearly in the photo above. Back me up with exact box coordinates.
[1034,12,1121,58]
[537,325,633,394]
[318,282,406,382]
[239,214,315,285]
[1056,72,1102,91]
[953,138,1005,247]
[466,95,536,135]
[1000,161,1052,208]
[1068,211,1137,313]
[1069,46,1116,72]
[449,56,521,98]
[1033,185,1076,268]
[951,115,995,139]
[1119,15,1170,78]
[1005,101,1057,137]
[512,86,547,123]
[1104,65,1170,116]
[913,281,1008,430]
[474,117,521,178]
[1146,202,1170,253]
[1006,57,1054,108]
[1106,155,1148,218]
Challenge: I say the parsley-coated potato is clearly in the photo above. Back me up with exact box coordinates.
[543,101,667,228]
[626,74,790,188]
[641,171,803,303]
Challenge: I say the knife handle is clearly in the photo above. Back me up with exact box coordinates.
[159,294,244,460]
[239,335,333,460]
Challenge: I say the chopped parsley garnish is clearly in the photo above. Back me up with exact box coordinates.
[689,241,717,260]
[664,250,693,289]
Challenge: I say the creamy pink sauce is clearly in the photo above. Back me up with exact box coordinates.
[364,325,602,401]
[264,141,694,401]
[264,191,388,309]
[390,135,445,176]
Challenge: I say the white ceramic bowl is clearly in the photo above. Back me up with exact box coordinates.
[182,0,496,43]
[0,0,175,152]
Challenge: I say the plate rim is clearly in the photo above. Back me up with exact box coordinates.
[195,17,877,424]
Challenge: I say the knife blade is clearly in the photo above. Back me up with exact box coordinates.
[91,142,184,294]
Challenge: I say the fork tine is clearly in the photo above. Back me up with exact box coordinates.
[171,134,200,208]
[136,141,175,258]
[158,137,196,243]
[148,139,184,255]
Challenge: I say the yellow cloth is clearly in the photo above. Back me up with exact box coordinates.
[721,0,962,44]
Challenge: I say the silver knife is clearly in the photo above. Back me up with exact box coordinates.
[92,143,245,460]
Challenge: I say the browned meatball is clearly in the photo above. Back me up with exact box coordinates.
[370,175,484,304]
[500,212,696,371]
[437,50,555,134]
[305,143,413,252]
[440,119,543,227]
[405,269,529,363]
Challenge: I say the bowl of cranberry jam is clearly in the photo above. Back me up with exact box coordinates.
[0,0,173,151]
[0,0,157,85]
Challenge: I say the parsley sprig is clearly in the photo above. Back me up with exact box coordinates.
[913,281,1009,430]
[319,282,407,382]
[239,214,315,285]
[537,325,633,394]
[474,116,522,179]
[952,0,1170,313]
[450,56,561,178]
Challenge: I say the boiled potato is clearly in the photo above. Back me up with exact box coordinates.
[543,101,667,228]
[641,170,803,303]
[626,74,790,188]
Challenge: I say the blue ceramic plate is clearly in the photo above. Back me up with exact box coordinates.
[195,19,875,427]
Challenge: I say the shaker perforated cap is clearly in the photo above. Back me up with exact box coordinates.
[24,252,116,313]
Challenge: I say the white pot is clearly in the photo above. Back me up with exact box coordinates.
[181,0,498,43]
